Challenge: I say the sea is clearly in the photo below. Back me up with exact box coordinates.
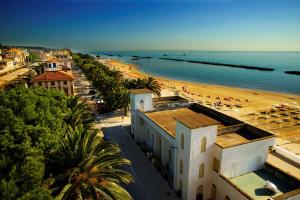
[91,50,300,95]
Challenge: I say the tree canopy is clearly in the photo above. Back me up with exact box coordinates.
[0,85,134,200]
[0,86,68,200]
[72,53,161,113]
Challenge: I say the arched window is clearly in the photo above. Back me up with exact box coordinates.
[201,137,207,153]
[179,159,183,174]
[211,184,217,200]
[178,180,182,197]
[168,149,172,164]
[199,163,204,178]
[196,185,203,200]
[181,134,184,150]
[140,99,144,111]
[225,196,231,200]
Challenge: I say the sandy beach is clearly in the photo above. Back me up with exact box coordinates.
[102,58,300,153]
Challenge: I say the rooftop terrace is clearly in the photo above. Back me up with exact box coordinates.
[143,103,274,147]
[145,108,221,137]
[230,169,295,200]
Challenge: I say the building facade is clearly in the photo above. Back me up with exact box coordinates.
[32,71,74,96]
[130,89,300,200]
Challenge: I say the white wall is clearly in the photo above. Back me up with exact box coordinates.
[130,92,153,136]
[134,110,177,172]
[212,173,248,200]
[175,120,218,200]
[219,137,275,178]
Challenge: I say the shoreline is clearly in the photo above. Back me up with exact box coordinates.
[102,58,300,119]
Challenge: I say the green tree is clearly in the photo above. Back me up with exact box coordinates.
[28,52,41,63]
[124,77,161,96]
[52,126,133,200]
[0,86,68,199]
[73,53,161,113]
[64,96,94,128]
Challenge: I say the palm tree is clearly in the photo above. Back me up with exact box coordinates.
[65,96,94,128]
[144,77,161,97]
[53,126,134,200]
[123,77,161,97]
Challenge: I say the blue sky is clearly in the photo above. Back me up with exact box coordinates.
[0,0,299,51]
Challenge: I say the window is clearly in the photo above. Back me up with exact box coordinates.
[53,63,56,68]
[199,163,204,178]
[48,63,51,68]
[225,196,230,200]
[196,185,203,200]
[63,81,68,85]
[140,118,144,126]
[211,184,217,200]
[179,159,183,174]
[51,81,55,86]
[140,99,144,111]
[201,137,206,153]
[168,149,172,165]
[178,180,182,197]
[63,87,68,94]
[213,158,220,173]
[38,82,42,86]
[181,134,184,150]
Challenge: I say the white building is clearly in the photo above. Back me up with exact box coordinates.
[44,56,72,73]
[130,89,300,200]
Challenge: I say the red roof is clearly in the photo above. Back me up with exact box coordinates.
[32,71,74,82]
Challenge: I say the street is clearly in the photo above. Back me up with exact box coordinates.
[73,67,179,200]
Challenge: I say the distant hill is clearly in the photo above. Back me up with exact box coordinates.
[0,44,56,51]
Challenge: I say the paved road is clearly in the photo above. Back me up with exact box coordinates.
[102,125,179,200]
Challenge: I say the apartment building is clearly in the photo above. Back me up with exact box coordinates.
[130,89,300,200]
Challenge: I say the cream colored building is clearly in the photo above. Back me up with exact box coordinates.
[7,48,28,66]
[32,71,74,95]
[130,89,300,200]
[0,59,14,71]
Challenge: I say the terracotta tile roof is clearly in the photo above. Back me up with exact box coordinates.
[130,88,153,94]
[32,71,74,82]
[46,56,60,62]
[8,48,21,53]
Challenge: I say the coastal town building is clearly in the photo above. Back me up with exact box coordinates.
[45,57,60,70]
[31,71,74,95]
[0,59,14,70]
[130,89,300,200]
[6,48,28,66]
[45,56,72,73]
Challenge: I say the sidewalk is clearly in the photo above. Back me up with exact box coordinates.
[102,125,179,200]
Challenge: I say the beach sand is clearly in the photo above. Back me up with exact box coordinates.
[102,59,300,154]
[104,59,300,116]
